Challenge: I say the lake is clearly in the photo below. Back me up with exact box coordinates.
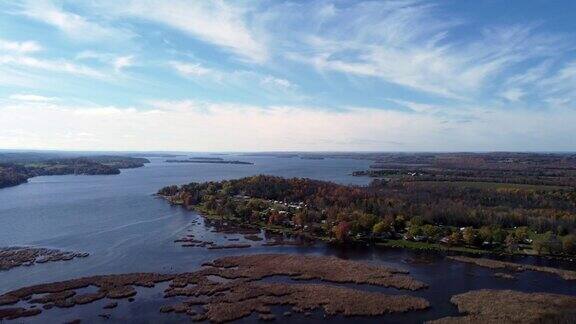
[1,155,575,323]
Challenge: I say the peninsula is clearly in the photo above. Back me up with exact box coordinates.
[159,169,576,258]
[0,152,150,189]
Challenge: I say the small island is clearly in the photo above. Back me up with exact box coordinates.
[430,290,576,323]
[165,157,253,165]
[0,246,89,271]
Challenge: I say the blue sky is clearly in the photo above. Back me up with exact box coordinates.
[1,0,575,151]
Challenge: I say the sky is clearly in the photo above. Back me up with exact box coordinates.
[1,0,575,152]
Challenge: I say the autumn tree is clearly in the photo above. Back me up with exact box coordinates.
[562,234,576,254]
[333,221,350,242]
[422,224,441,241]
[447,231,463,246]
[462,227,477,246]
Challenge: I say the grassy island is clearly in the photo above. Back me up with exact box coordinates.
[430,289,576,323]
[0,254,428,321]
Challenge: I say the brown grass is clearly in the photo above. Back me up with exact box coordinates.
[207,244,251,250]
[244,234,263,241]
[493,272,515,280]
[0,253,428,321]
[448,256,576,280]
[429,289,576,323]
[202,254,427,290]
[174,234,215,248]
[0,247,88,271]
[0,272,175,319]
[198,282,429,323]
[0,307,42,320]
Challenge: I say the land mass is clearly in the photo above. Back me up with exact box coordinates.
[159,172,576,258]
[351,152,576,187]
[0,153,149,189]
[165,157,253,165]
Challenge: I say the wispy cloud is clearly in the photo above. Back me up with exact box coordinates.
[386,98,442,113]
[17,0,131,42]
[538,60,576,107]
[260,75,294,91]
[0,54,105,79]
[76,51,136,73]
[280,2,569,101]
[169,61,214,78]
[0,39,42,53]
[168,60,297,95]
[9,93,58,102]
[113,55,134,72]
[97,0,268,63]
[499,88,525,102]
[504,59,576,107]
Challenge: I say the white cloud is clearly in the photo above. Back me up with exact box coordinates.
[0,101,432,151]
[75,51,107,61]
[260,75,293,90]
[506,60,553,86]
[113,55,134,72]
[282,2,566,100]
[98,0,268,62]
[387,99,441,113]
[1,100,575,151]
[18,0,131,42]
[538,61,576,100]
[169,61,215,78]
[9,93,58,102]
[0,54,105,79]
[168,61,298,96]
[0,39,42,53]
[76,51,136,73]
[500,88,525,102]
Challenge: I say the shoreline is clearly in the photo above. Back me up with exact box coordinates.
[158,193,576,269]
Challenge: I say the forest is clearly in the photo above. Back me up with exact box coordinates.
[0,154,149,189]
[353,152,576,187]
[159,173,576,256]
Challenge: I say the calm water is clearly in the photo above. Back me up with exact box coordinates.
[1,155,575,323]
